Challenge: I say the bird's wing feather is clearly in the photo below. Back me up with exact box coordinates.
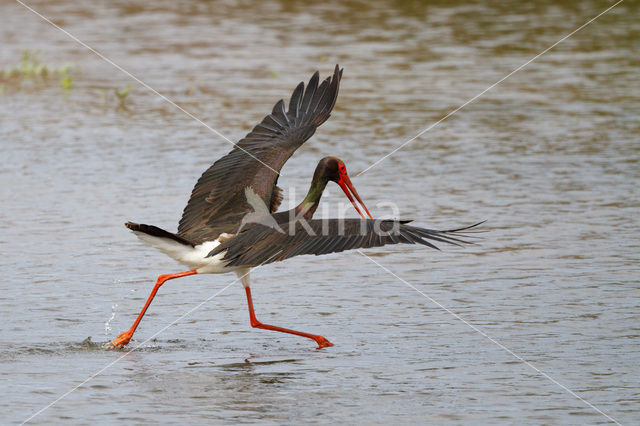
[209,220,482,267]
[269,186,283,213]
[178,66,343,244]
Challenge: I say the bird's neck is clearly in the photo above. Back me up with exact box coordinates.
[295,176,328,219]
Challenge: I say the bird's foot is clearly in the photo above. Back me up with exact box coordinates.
[314,335,334,349]
[107,330,133,349]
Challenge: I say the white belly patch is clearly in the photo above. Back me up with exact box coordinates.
[132,231,233,274]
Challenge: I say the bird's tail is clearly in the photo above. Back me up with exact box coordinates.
[125,222,194,247]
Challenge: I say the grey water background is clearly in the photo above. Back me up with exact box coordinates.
[1,0,638,424]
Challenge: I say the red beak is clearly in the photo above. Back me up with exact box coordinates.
[337,171,373,219]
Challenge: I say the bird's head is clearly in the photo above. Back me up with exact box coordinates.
[316,156,372,219]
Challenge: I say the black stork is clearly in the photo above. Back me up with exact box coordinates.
[110,65,478,349]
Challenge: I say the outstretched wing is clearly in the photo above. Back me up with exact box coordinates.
[178,66,343,244]
[209,219,482,267]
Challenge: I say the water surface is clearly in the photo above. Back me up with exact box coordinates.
[1,0,638,424]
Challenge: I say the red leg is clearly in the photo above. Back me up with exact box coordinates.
[244,286,333,349]
[109,270,197,348]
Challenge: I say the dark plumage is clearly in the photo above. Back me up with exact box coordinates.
[124,221,194,247]
[209,219,482,267]
[177,66,343,244]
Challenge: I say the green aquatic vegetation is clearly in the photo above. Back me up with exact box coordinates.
[60,75,73,90]
[114,83,132,108]
[1,50,74,91]
[115,83,131,101]
[2,51,136,108]
[96,85,133,110]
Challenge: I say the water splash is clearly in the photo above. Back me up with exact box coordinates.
[104,304,117,335]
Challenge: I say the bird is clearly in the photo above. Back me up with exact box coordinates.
[109,65,480,350]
